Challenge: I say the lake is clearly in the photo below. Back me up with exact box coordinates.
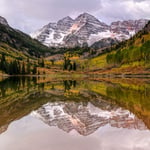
[0,76,150,150]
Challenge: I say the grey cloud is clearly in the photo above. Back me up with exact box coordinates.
[133,0,147,2]
[94,0,150,24]
[3,0,101,20]
[0,0,101,33]
[0,0,149,33]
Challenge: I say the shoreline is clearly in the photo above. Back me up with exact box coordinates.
[0,73,150,78]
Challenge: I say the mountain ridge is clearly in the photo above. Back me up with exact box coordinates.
[0,18,52,58]
[0,16,9,26]
[83,20,150,75]
[31,13,148,48]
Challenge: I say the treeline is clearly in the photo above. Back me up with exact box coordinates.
[51,46,91,55]
[0,54,38,75]
[106,21,150,66]
[106,40,150,66]
[105,21,150,66]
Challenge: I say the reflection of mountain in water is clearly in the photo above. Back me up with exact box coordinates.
[32,101,147,136]
[0,77,150,136]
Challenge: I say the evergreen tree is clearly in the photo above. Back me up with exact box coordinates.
[73,62,77,71]
[68,63,72,71]
[0,54,6,71]
[41,58,45,67]
[50,59,55,65]
[27,63,31,74]
[32,66,37,74]
[22,62,26,74]
[27,57,31,74]
[141,37,145,43]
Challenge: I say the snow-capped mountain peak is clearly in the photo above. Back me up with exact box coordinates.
[57,16,74,24]
[75,13,99,23]
[30,13,148,48]
[57,16,74,31]
[74,12,107,27]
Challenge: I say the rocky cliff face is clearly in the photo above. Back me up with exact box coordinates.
[31,16,75,47]
[91,38,119,50]
[64,13,110,47]
[110,19,148,40]
[31,13,148,48]
[0,16,9,26]
[32,101,147,136]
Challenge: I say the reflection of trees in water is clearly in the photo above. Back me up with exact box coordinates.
[38,83,45,91]
[51,84,55,90]
[0,77,38,97]
[0,77,150,134]
[0,77,21,97]
[106,85,150,105]
[106,84,150,128]
[63,80,76,91]
[0,77,78,98]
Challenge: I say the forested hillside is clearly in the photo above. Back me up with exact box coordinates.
[0,23,52,58]
[82,21,150,75]
[0,16,149,75]
[106,21,150,67]
[0,19,54,75]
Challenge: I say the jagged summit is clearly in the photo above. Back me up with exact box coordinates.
[30,13,148,48]
[75,12,98,21]
[75,12,104,25]
[57,16,74,31]
[58,16,74,23]
[79,12,92,16]
[0,16,9,26]
[47,23,57,29]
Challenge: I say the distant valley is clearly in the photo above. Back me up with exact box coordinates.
[0,14,149,76]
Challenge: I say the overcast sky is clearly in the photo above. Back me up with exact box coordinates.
[0,0,150,33]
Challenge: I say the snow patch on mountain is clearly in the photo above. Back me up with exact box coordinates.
[88,30,112,46]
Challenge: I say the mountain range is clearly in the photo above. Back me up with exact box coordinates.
[0,14,149,75]
[31,13,148,48]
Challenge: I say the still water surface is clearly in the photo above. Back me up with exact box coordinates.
[0,77,150,150]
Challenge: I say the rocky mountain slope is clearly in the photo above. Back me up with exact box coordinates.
[0,16,9,26]
[84,21,150,74]
[0,16,52,58]
[31,13,148,48]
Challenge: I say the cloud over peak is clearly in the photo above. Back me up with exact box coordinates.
[0,0,149,33]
